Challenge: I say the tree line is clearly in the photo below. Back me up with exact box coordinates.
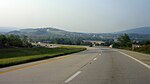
[51,38,84,45]
[113,34,150,52]
[0,34,32,48]
[113,34,132,48]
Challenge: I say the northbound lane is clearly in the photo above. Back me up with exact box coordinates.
[0,47,150,84]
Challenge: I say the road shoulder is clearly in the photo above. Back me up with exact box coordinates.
[117,49,150,65]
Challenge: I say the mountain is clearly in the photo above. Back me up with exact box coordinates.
[6,27,95,41]
[0,27,18,33]
[119,27,150,35]
[5,27,150,41]
[8,28,67,35]
[7,27,87,37]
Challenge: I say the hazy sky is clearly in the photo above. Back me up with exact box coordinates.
[0,0,150,33]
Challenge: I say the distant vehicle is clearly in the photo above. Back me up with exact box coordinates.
[109,44,113,48]
[89,44,93,47]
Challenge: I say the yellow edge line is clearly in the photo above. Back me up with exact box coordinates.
[0,56,69,75]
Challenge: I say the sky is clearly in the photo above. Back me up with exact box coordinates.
[0,0,150,33]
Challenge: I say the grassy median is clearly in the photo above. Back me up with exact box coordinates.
[0,46,86,68]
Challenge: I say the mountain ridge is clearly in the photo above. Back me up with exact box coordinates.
[1,27,150,41]
[1,26,149,34]
[119,27,150,35]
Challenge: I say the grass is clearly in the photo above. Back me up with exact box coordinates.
[134,45,150,54]
[0,46,86,68]
[139,49,150,54]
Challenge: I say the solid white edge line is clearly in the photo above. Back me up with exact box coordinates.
[65,71,81,83]
[118,50,150,69]
[93,58,97,60]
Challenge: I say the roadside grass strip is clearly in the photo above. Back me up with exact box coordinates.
[0,46,86,68]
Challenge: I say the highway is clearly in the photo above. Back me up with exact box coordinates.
[0,47,150,84]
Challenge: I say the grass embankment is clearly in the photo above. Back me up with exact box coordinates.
[118,46,150,55]
[0,46,86,68]
[134,45,150,54]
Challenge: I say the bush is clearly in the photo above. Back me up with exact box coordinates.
[113,34,132,48]
[0,34,32,48]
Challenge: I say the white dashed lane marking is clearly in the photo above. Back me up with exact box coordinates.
[65,71,82,83]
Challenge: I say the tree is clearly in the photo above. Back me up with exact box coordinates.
[0,35,7,47]
[117,34,132,48]
[0,34,32,48]
[22,35,32,48]
[22,36,28,47]
[113,34,132,48]
[7,35,23,47]
[144,40,150,45]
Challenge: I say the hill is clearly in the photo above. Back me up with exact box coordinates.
[0,27,18,33]
[6,27,96,41]
[120,27,150,35]
[8,28,68,36]
[3,27,150,42]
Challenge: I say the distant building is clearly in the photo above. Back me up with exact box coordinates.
[132,44,142,50]
[83,40,105,46]
[38,42,41,44]
[42,41,51,43]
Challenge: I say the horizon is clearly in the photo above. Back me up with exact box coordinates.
[0,26,149,34]
[0,0,150,33]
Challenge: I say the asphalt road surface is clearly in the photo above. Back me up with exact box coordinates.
[0,47,150,84]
